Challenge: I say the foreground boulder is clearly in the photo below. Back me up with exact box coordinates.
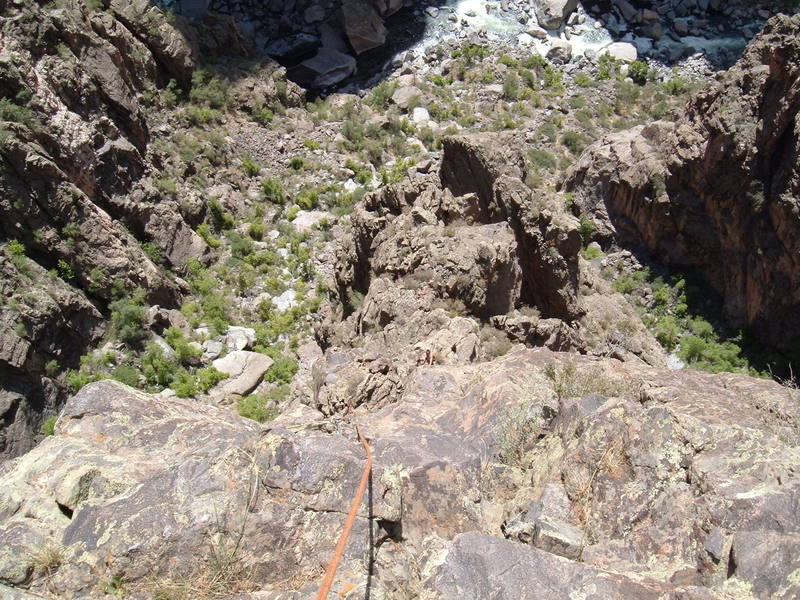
[564,13,800,346]
[2,348,799,598]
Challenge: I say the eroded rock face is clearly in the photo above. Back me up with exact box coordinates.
[0,254,103,459]
[317,132,664,377]
[564,13,800,346]
[0,1,303,458]
[0,1,211,300]
[0,0,200,458]
[2,349,799,598]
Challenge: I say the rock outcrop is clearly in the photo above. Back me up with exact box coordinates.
[0,252,103,459]
[319,132,664,370]
[0,0,302,458]
[174,0,411,87]
[2,348,798,598]
[0,0,306,458]
[0,0,195,459]
[564,13,800,346]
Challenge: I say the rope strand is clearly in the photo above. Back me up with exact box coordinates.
[315,422,373,599]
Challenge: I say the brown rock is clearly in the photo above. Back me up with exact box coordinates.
[564,14,800,345]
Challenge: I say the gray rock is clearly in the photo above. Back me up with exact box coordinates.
[704,527,726,562]
[391,85,422,108]
[533,0,578,30]
[343,0,387,53]
[411,106,431,123]
[602,41,638,62]
[547,38,573,64]
[212,350,273,396]
[202,338,224,361]
[534,515,585,560]
[224,326,256,351]
[295,47,356,88]
[527,25,549,39]
[427,532,679,598]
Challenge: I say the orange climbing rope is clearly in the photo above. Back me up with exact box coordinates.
[315,421,373,600]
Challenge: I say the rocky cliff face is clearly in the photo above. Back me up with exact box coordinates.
[3,2,800,598]
[564,13,800,346]
[2,351,798,598]
[0,0,193,458]
[317,131,665,372]
[0,0,302,459]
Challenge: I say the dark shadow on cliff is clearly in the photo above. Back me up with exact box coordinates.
[619,246,800,384]
[159,0,448,93]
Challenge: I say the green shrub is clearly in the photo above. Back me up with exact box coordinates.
[597,54,620,80]
[248,222,265,240]
[302,139,321,150]
[254,106,274,124]
[615,80,641,110]
[365,80,398,110]
[496,402,539,466]
[613,276,637,294]
[160,79,180,108]
[574,72,593,87]
[189,69,229,109]
[581,245,603,260]
[288,156,308,171]
[260,178,285,204]
[141,242,163,265]
[628,60,649,85]
[264,356,299,384]
[663,75,689,95]
[165,327,202,365]
[197,366,227,392]
[295,188,319,210]
[502,73,519,100]
[380,157,414,185]
[578,217,596,244]
[498,54,517,67]
[237,393,279,422]
[154,178,177,197]
[66,359,102,393]
[112,364,140,387]
[109,294,148,347]
[55,259,74,281]
[0,97,39,130]
[451,43,489,65]
[229,231,254,259]
[561,130,589,156]
[7,240,25,256]
[650,316,679,351]
[41,416,57,436]
[44,359,59,377]
[141,343,176,387]
[172,370,197,398]
[197,223,221,248]
[208,197,234,231]
[241,154,261,177]
[537,122,558,143]
[201,293,229,335]
[528,148,557,171]
[569,95,587,109]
